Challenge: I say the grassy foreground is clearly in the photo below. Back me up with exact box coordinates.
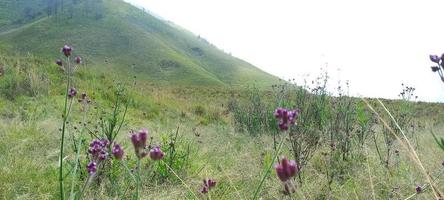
[1,52,444,200]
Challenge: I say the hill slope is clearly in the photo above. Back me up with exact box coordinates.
[0,0,278,87]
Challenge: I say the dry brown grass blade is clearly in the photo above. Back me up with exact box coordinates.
[361,98,441,199]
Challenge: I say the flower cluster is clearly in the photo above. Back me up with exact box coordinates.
[429,54,444,82]
[61,45,72,57]
[75,56,82,64]
[86,139,109,174]
[416,184,422,193]
[56,59,63,66]
[275,157,298,182]
[112,144,124,160]
[199,179,217,194]
[275,157,299,195]
[56,44,82,74]
[149,146,164,160]
[68,87,77,98]
[274,108,300,131]
[88,139,109,160]
[131,129,148,158]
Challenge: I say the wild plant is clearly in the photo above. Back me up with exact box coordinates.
[228,85,277,136]
[54,45,173,200]
[328,80,356,161]
[155,127,194,181]
[373,84,416,169]
[355,101,375,150]
[253,107,300,199]
[430,54,444,82]
[288,72,330,183]
[57,44,80,199]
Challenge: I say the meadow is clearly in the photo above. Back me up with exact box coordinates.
[1,47,444,200]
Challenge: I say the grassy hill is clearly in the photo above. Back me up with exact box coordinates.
[0,0,279,87]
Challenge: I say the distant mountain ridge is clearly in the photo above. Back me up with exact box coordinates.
[0,0,278,87]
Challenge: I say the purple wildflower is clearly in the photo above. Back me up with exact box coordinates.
[88,139,109,160]
[68,87,77,98]
[200,186,209,194]
[430,55,440,63]
[131,129,148,158]
[75,56,82,64]
[149,146,164,160]
[87,161,97,174]
[61,45,72,57]
[275,157,298,182]
[274,108,300,131]
[56,59,63,66]
[112,144,124,160]
[200,179,216,194]
[416,185,422,193]
[204,179,217,188]
[98,151,108,160]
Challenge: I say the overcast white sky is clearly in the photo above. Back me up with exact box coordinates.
[125,0,444,102]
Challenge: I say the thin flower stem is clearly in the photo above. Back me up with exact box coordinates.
[252,134,286,200]
[59,56,71,200]
[136,158,141,200]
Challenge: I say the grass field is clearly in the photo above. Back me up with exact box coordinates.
[1,50,444,199]
[1,0,444,199]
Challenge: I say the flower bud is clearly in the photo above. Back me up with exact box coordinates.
[430,55,440,63]
[61,45,72,57]
[75,56,82,64]
[149,146,164,160]
[131,129,149,158]
[416,185,422,193]
[112,144,124,160]
[275,157,298,182]
[68,87,77,98]
[56,59,63,66]
[87,161,97,174]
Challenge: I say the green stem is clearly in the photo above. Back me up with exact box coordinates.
[59,56,71,200]
[136,158,141,200]
[252,135,286,199]
[69,140,81,199]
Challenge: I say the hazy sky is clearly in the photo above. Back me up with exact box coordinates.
[125,0,444,102]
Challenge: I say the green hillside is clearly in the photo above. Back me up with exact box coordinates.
[0,0,278,87]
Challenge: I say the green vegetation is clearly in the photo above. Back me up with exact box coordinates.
[0,0,278,87]
[1,0,444,199]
